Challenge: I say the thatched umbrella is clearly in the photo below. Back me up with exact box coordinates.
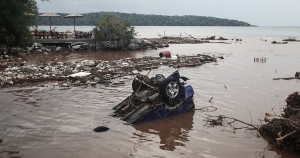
[64,13,83,32]
[39,11,60,32]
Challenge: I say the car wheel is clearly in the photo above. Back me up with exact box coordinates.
[160,77,183,106]
[132,78,147,91]
[132,78,140,91]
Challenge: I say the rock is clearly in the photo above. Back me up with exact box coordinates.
[74,80,81,85]
[93,77,100,83]
[72,45,81,50]
[218,37,228,40]
[81,60,95,66]
[28,46,34,52]
[127,43,139,50]
[17,75,26,79]
[71,69,79,73]
[79,77,87,83]
[63,69,72,75]
[34,43,42,47]
[207,36,216,40]
[56,46,62,52]
[36,49,42,53]
[71,42,88,47]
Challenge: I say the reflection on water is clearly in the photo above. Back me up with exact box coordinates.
[133,110,194,151]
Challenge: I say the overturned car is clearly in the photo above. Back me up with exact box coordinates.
[112,70,195,124]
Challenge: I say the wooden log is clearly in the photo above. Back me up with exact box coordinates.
[273,77,300,80]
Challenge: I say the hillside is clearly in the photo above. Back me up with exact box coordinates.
[36,12,251,26]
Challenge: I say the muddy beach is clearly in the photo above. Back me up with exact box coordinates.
[1,26,300,158]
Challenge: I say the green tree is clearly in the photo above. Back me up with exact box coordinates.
[0,0,40,55]
[93,14,136,49]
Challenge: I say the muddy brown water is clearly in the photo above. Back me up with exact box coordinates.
[1,38,300,158]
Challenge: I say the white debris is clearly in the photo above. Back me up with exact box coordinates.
[69,72,91,77]
[122,62,129,66]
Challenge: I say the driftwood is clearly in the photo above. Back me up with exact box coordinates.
[273,77,300,80]
[184,32,196,39]
[273,72,300,80]
[272,41,288,44]
[204,114,258,130]
[194,106,217,112]
[199,91,300,154]
[259,91,300,153]
[283,37,300,42]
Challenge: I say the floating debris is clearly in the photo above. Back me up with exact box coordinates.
[0,53,219,89]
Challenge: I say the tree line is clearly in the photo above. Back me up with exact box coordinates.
[37,12,251,26]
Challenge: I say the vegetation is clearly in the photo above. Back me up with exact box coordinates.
[93,14,136,49]
[0,0,41,55]
[37,12,251,26]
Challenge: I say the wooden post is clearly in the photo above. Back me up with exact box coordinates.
[74,17,76,32]
[49,16,52,32]
[164,31,165,37]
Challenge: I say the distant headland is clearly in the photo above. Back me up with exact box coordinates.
[37,12,251,26]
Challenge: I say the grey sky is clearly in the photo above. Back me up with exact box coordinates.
[37,0,300,26]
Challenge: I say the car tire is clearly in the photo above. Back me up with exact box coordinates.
[159,77,183,106]
[132,78,147,91]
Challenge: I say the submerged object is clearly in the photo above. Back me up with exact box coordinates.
[112,70,195,124]
[159,50,171,58]
[94,126,109,132]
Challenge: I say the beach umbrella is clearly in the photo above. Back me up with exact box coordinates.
[39,11,60,32]
[64,13,83,32]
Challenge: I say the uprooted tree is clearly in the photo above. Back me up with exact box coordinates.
[93,14,136,50]
[204,91,300,154]
[259,91,300,153]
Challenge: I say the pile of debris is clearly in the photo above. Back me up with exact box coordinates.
[259,92,300,153]
[283,37,300,42]
[271,41,288,44]
[0,54,221,88]
[145,36,240,45]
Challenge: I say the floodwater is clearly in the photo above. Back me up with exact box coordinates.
[1,27,300,158]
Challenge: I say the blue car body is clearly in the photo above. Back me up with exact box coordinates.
[135,84,194,123]
[112,71,195,124]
